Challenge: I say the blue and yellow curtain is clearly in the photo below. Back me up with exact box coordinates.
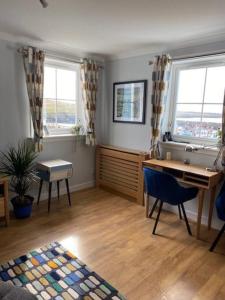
[80,59,99,146]
[151,54,171,158]
[22,47,45,152]
[221,94,225,168]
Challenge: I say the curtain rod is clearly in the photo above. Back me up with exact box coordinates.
[17,47,104,69]
[148,51,225,65]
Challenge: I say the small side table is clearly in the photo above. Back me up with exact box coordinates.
[0,177,9,226]
[36,160,73,212]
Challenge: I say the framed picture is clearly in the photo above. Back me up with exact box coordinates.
[113,80,147,124]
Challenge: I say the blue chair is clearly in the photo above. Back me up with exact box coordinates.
[209,181,225,252]
[144,168,199,235]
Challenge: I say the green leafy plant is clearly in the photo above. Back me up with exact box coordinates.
[0,141,38,205]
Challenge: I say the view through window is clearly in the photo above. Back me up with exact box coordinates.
[43,62,79,136]
[173,65,225,140]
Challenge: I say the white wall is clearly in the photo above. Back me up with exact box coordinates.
[0,39,106,199]
[105,54,156,151]
[105,40,225,229]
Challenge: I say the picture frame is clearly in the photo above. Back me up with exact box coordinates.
[113,80,147,124]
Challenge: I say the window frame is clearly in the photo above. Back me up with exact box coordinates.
[43,57,81,137]
[168,55,225,145]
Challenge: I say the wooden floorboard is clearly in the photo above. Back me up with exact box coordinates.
[0,188,225,300]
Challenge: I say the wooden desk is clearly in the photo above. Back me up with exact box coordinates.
[0,177,9,226]
[143,159,223,239]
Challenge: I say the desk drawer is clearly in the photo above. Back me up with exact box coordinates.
[183,172,209,188]
[0,198,4,217]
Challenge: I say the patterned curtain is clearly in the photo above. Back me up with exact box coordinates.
[151,54,171,158]
[80,59,99,146]
[22,47,45,152]
[221,94,225,167]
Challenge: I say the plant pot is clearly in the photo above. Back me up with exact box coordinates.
[11,195,34,219]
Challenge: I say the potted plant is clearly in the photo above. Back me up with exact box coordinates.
[71,124,82,135]
[71,118,84,136]
[0,141,38,218]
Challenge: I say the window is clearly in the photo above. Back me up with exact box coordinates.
[169,56,225,142]
[43,59,80,136]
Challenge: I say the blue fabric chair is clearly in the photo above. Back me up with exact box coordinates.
[144,167,199,235]
[209,181,225,252]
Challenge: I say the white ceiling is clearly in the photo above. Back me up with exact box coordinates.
[0,0,225,59]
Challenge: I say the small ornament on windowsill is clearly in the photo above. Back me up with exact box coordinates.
[163,131,173,142]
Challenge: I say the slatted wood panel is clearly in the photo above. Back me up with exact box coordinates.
[96,145,149,205]
[0,198,4,217]
[0,179,9,226]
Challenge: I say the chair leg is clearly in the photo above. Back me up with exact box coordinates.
[65,179,71,206]
[48,182,52,213]
[209,223,225,252]
[178,204,182,220]
[57,181,60,201]
[152,201,163,235]
[149,198,159,218]
[180,203,192,236]
[145,194,150,218]
[37,179,43,205]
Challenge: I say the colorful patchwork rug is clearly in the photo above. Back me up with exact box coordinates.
[0,242,126,300]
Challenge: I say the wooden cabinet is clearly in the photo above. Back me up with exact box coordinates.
[0,177,9,226]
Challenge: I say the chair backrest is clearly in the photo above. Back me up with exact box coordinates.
[216,180,225,221]
[143,167,182,204]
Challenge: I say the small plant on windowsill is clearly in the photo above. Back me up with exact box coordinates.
[0,141,38,219]
[71,119,84,136]
[216,128,222,146]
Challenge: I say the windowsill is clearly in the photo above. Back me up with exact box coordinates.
[43,134,85,142]
[160,141,219,157]
[27,134,86,143]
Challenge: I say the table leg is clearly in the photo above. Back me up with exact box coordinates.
[65,179,71,206]
[208,186,216,230]
[57,181,60,201]
[196,189,205,239]
[48,182,52,213]
[37,179,43,205]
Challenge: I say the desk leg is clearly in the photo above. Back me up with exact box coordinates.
[208,186,216,230]
[197,189,205,239]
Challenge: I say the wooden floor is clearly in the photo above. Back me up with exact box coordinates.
[0,188,225,300]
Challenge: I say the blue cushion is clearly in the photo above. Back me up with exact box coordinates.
[144,167,198,205]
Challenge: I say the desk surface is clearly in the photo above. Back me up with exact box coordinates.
[143,159,222,190]
[0,176,9,183]
[143,159,220,178]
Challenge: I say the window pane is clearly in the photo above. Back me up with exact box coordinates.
[44,67,56,98]
[177,68,206,103]
[200,104,222,138]
[43,99,57,128]
[204,66,225,103]
[57,69,76,100]
[174,104,202,137]
[57,100,77,127]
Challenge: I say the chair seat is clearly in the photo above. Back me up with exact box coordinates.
[172,186,199,205]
